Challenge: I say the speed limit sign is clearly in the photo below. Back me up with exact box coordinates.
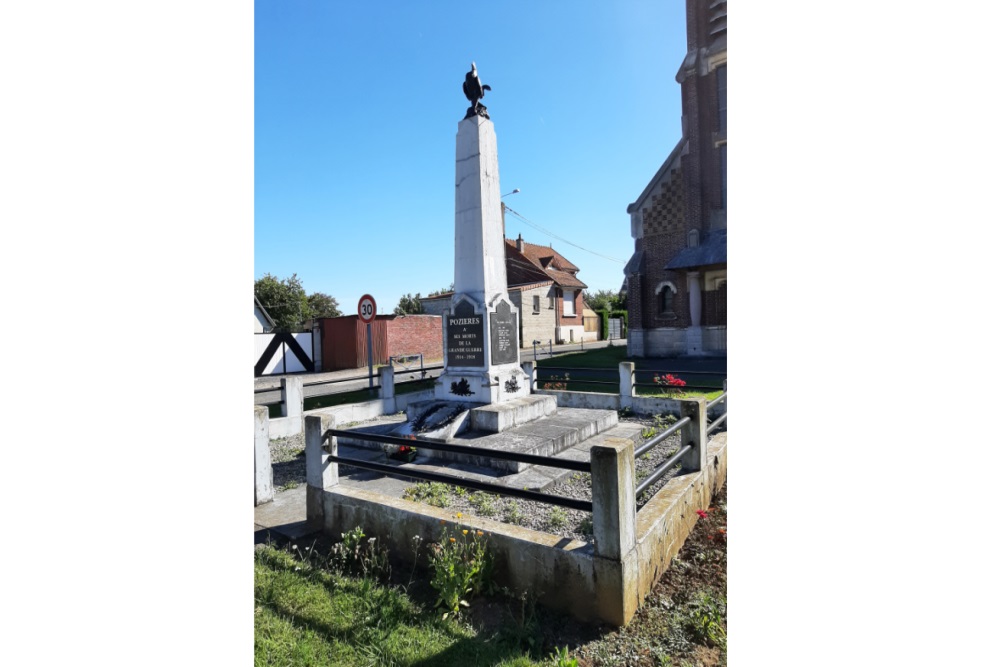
[358,294,376,323]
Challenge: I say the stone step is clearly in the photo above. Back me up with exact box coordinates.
[500,422,646,491]
[429,407,619,473]
[469,395,558,433]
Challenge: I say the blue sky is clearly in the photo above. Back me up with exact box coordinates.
[255,0,687,314]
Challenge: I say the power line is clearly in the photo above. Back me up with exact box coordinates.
[503,205,626,264]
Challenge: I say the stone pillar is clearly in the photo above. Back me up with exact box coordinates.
[521,360,537,391]
[685,271,703,355]
[618,362,634,410]
[591,439,637,560]
[687,271,702,327]
[280,376,303,420]
[305,414,338,491]
[453,116,507,304]
[254,406,273,506]
[379,365,395,412]
[435,113,530,405]
[678,397,708,474]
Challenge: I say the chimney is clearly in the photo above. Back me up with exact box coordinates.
[517,233,524,252]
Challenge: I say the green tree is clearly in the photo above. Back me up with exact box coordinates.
[254,273,309,332]
[428,283,454,297]
[394,293,424,315]
[583,288,626,312]
[306,292,342,319]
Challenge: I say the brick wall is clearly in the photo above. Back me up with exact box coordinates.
[555,288,585,327]
[385,315,443,362]
[635,166,692,330]
[626,0,726,345]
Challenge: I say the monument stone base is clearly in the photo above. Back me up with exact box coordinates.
[468,394,557,433]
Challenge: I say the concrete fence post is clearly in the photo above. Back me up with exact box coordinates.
[280,376,303,420]
[305,413,337,524]
[379,365,395,412]
[521,360,536,391]
[305,414,338,490]
[678,397,708,474]
[619,362,635,411]
[590,439,637,560]
[254,406,273,506]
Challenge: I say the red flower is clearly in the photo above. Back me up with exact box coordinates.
[696,509,708,519]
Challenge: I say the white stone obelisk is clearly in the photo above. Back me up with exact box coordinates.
[434,114,531,404]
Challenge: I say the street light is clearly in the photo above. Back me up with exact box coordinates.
[502,188,520,198]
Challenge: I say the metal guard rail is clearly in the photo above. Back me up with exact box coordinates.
[254,377,383,394]
[325,454,592,512]
[631,369,725,377]
[706,391,727,435]
[536,366,617,375]
[707,413,727,435]
[253,366,447,394]
[324,429,591,473]
[633,416,691,459]
[632,382,723,391]
[635,443,693,499]
[537,378,620,387]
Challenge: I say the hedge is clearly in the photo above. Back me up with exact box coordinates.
[596,309,629,340]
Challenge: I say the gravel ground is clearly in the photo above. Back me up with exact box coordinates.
[269,433,306,491]
[402,415,697,544]
[268,413,726,542]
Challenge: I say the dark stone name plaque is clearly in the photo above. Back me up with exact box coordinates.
[490,301,517,365]
[447,302,484,367]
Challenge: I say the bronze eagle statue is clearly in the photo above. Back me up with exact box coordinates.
[463,62,491,119]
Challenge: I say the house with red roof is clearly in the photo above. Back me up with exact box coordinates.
[420,233,590,347]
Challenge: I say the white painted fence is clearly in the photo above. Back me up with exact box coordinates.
[255,332,314,376]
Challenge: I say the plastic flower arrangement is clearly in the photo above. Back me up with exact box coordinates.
[653,373,687,396]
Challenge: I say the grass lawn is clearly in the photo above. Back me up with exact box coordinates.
[534,346,726,401]
[255,482,728,666]
[255,545,548,667]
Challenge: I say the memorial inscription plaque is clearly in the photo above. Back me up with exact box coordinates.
[490,301,517,365]
[447,301,484,366]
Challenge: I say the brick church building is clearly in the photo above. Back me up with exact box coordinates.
[624,0,726,357]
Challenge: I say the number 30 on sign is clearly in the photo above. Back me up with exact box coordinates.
[358,294,376,323]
